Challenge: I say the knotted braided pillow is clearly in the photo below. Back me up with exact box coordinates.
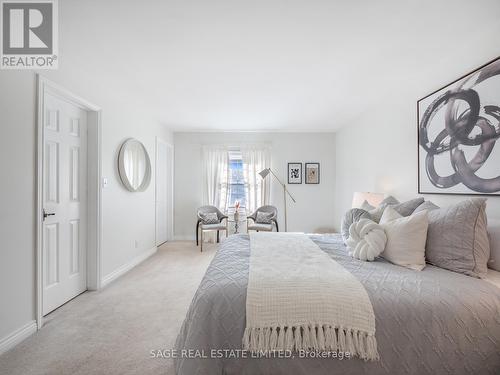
[341,208,371,244]
[346,219,387,261]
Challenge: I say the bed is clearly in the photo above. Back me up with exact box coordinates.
[174,234,500,375]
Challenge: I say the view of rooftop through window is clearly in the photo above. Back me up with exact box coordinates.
[227,150,247,210]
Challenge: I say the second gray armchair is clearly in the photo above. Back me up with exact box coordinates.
[247,205,279,233]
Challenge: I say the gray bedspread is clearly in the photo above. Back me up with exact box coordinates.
[174,234,500,375]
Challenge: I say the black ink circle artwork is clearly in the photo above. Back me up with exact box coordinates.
[418,58,500,195]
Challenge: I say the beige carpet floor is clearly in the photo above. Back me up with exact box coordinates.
[0,241,217,375]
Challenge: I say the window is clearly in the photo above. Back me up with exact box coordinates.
[227,150,247,209]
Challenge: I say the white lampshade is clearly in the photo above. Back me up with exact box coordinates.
[352,192,384,208]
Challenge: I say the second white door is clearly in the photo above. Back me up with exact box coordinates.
[156,139,173,246]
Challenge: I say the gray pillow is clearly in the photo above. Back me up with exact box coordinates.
[368,196,400,223]
[413,200,439,214]
[487,220,500,272]
[256,211,273,224]
[380,196,399,206]
[370,197,423,223]
[341,208,371,243]
[390,197,425,217]
[426,198,490,278]
[200,212,219,225]
[368,205,386,223]
[360,200,375,211]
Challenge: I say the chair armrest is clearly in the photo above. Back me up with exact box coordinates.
[272,218,279,232]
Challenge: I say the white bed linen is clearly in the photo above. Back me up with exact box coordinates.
[484,268,500,288]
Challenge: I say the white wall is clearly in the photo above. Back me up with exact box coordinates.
[0,16,173,349]
[174,132,336,239]
[334,50,500,230]
[0,72,38,345]
[0,71,172,343]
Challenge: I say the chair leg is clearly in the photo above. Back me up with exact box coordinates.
[275,221,279,232]
[196,222,199,246]
[200,230,203,252]
[217,230,220,243]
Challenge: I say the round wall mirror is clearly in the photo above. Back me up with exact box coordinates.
[118,138,151,192]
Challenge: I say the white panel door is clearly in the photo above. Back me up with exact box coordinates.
[43,92,88,315]
[156,139,173,246]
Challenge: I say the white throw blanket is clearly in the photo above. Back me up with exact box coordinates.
[243,232,379,360]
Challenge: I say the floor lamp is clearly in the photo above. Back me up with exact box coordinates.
[259,168,296,232]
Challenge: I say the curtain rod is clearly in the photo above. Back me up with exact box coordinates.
[202,143,272,149]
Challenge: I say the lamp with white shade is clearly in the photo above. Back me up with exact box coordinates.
[352,192,384,209]
[259,168,296,232]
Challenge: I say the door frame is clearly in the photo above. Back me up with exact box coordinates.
[155,137,174,246]
[36,75,102,329]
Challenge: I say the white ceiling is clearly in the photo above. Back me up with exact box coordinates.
[59,0,500,132]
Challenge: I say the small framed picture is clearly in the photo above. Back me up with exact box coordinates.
[305,163,320,184]
[287,163,302,184]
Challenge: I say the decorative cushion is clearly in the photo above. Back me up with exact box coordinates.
[256,211,273,224]
[200,223,226,230]
[390,197,425,216]
[413,200,439,214]
[341,208,372,243]
[426,198,490,278]
[369,197,423,223]
[367,196,399,223]
[248,222,274,231]
[488,219,500,272]
[360,200,375,211]
[379,205,402,222]
[368,205,386,223]
[380,195,399,206]
[346,219,387,261]
[200,212,219,225]
[379,207,429,271]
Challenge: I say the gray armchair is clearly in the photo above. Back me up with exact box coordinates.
[196,206,228,251]
[247,205,279,232]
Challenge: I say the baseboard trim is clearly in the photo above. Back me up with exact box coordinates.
[101,247,157,288]
[0,320,37,355]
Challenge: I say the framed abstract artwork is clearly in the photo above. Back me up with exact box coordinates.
[287,162,302,184]
[417,57,500,196]
[305,163,320,184]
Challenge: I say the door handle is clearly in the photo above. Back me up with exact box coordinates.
[43,209,55,220]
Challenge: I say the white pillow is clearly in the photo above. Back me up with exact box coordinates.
[379,207,429,271]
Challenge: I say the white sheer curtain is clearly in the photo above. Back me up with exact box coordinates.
[201,146,229,242]
[202,145,229,210]
[241,145,271,214]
